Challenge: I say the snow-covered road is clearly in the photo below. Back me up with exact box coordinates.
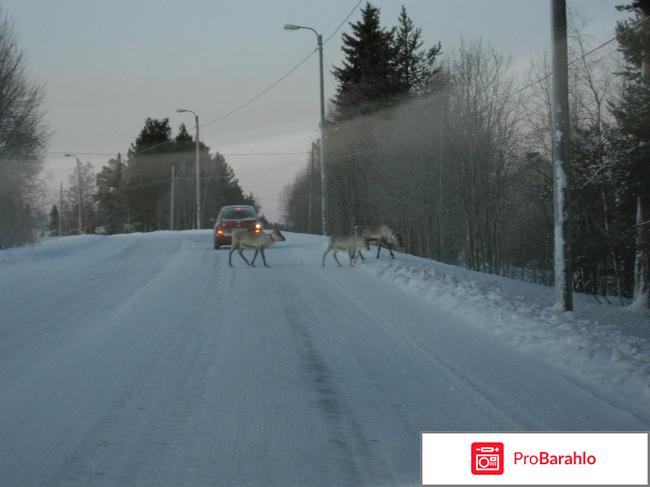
[0,231,647,486]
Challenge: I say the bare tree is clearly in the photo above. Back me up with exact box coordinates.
[445,40,522,272]
[0,8,48,248]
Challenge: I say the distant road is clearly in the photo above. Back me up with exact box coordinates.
[0,231,645,486]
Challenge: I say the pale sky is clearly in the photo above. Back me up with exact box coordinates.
[2,0,628,221]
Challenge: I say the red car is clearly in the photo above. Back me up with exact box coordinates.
[213,205,261,249]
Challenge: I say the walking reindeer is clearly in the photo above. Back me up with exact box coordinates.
[228,228,286,267]
[353,224,403,259]
[321,235,369,267]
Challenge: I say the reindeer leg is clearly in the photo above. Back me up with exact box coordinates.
[376,242,383,259]
[261,247,269,267]
[348,250,355,267]
[358,250,365,260]
[388,243,395,259]
[228,246,235,267]
[322,246,332,267]
[333,250,343,267]
[251,248,259,266]
[238,247,251,266]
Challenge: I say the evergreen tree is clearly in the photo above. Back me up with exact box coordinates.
[48,205,59,234]
[120,119,258,231]
[201,151,255,221]
[394,5,442,96]
[609,0,650,309]
[125,118,175,230]
[175,123,193,147]
[95,153,128,234]
[331,2,399,120]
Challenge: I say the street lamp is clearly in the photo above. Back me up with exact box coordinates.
[177,108,201,230]
[64,153,84,234]
[284,23,328,236]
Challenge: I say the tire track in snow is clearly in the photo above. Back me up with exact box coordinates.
[282,296,364,486]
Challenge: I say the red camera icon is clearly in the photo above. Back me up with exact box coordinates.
[471,442,504,475]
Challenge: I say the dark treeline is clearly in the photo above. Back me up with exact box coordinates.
[53,118,257,235]
[0,3,256,244]
[282,2,650,308]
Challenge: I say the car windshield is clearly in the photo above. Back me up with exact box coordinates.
[222,207,255,220]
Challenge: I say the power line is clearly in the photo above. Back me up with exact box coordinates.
[199,0,362,129]
[515,14,650,96]
[101,160,307,192]
[240,160,306,175]
[108,177,171,192]
[53,3,636,171]
[48,150,309,161]
[323,0,363,44]
[221,151,307,157]
[51,2,363,161]
[48,151,119,157]
[97,144,367,193]
[175,159,308,181]
[198,50,317,129]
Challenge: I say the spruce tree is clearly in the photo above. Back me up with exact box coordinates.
[122,119,258,230]
[332,2,399,120]
[95,153,128,234]
[125,118,174,230]
[394,5,442,96]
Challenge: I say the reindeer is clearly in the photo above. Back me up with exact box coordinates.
[321,235,369,267]
[353,224,403,259]
[228,228,286,267]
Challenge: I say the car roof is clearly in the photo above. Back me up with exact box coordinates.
[220,205,255,210]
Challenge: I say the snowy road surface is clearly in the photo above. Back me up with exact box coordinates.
[1,231,647,486]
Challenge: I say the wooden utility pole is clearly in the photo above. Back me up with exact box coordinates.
[308,143,314,234]
[551,0,573,311]
[76,157,84,234]
[170,166,175,231]
[59,182,63,236]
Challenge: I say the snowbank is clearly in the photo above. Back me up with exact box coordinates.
[363,253,650,417]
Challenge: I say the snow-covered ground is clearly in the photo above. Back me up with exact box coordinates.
[364,251,650,419]
[0,231,648,486]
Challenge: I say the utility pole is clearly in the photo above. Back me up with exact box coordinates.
[76,157,83,234]
[283,24,327,235]
[170,166,175,231]
[64,153,84,235]
[308,143,314,234]
[551,0,573,311]
[177,108,201,229]
[195,115,201,230]
[59,182,63,237]
[317,32,328,236]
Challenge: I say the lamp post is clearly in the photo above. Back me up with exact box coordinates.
[284,23,328,235]
[177,108,201,230]
[64,153,84,234]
